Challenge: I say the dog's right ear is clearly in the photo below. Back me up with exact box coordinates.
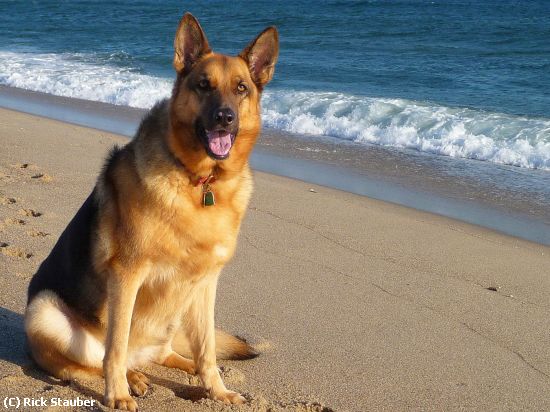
[173,13,211,74]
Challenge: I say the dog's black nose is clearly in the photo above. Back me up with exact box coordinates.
[214,108,235,126]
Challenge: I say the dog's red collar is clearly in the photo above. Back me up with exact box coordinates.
[194,175,216,187]
[169,154,217,207]
[170,155,217,186]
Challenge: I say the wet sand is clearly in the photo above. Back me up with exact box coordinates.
[1,85,549,245]
[1,108,549,411]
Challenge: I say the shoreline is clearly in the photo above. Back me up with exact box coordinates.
[1,85,549,245]
[1,108,549,411]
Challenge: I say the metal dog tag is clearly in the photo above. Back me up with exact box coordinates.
[203,190,215,206]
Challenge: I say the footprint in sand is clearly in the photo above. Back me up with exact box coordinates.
[0,196,17,205]
[27,230,50,238]
[31,173,53,182]
[11,163,53,182]
[14,163,39,171]
[218,365,245,384]
[0,218,24,233]
[2,217,26,226]
[18,208,42,218]
[242,395,333,412]
[0,242,33,259]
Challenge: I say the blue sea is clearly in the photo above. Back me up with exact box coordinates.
[1,0,549,170]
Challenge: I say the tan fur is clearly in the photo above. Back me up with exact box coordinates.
[25,12,278,411]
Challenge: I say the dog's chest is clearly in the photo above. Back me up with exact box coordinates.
[130,210,236,338]
[130,171,252,280]
[143,199,240,276]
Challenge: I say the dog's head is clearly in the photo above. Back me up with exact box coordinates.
[169,13,278,172]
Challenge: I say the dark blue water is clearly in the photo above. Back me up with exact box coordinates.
[2,0,549,117]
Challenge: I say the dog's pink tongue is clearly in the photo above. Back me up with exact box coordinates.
[207,131,232,157]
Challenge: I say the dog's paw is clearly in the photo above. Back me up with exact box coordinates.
[127,370,149,397]
[104,394,138,411]
[211,389,246,405]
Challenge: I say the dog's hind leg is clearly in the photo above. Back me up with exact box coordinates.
[156,349,196,374]
[25,290,105,381]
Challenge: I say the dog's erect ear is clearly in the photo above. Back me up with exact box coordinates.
[173,13,211,74]
[239,27,279,89]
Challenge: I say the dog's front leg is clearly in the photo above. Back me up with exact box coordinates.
[103,263,148,411]
[184,275,245,405]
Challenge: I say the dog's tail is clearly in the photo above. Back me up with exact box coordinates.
[173,328,259,360]
[215,329,259,360]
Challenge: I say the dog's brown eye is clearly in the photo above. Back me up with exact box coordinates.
[237,83,248,94]
[198,79,210,90]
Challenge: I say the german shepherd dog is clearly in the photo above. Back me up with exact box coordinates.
[25,13,278,411]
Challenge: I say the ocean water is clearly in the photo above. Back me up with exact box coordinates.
[1,0,549,170]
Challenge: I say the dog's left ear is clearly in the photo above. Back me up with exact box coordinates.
[174,13,211,74]
[239,27,279,89]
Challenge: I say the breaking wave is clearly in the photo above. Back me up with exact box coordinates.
[1,50,549,170]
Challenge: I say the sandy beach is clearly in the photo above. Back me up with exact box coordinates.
[1,107,549,411]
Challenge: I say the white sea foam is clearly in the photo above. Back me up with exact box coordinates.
[0,51,172,108]
[261,90,550,170]
[1,50,549,170]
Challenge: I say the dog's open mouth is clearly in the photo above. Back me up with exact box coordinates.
[207,130,233,157]
[202,129,235,160]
